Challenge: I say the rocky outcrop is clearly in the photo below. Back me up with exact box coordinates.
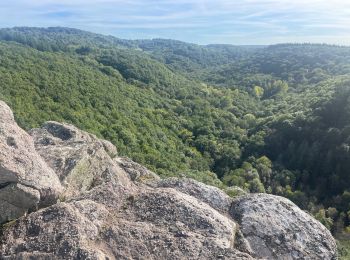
[0,183,40,224]
[29,121,131,200]
[0,199,252,260]
[230,194,338,259]
[115,156,160,183]
[154,177,232,213]
[0,101,337,259]
[0,101,62,224]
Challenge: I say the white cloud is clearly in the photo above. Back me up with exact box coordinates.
[0,0,349,44]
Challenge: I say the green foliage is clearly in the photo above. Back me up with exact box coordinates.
[223,162,265,193]
[1,27,350,235]
[263,80,288,98]
[315,209,334,230]
[338,240,350,259]
[253,85,264,99]
[0,29,259,185]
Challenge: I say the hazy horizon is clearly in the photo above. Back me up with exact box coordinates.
[0,0,350,45]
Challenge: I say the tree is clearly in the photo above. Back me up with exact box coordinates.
[253,85,264,99]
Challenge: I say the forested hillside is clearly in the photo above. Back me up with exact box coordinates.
[0,27,349,240]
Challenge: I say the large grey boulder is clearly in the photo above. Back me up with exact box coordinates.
[0,201,112,259]
[154,177,232,213]
[125,188,235,249]
[0,101,62,224]
[115,156,160,183]
[29,121,132,200]
[0,183,40,224]
[0,192,254,260]
[230,193,338,259]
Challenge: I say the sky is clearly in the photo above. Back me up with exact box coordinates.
[0,0,350,45]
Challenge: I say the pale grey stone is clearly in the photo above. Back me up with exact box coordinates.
[230,193,337,259]
[0,101,62,224]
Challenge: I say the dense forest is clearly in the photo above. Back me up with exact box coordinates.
[0,27,350,242]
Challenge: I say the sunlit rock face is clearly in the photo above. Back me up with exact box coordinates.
[0,101,62,224]
[230,194,337,259]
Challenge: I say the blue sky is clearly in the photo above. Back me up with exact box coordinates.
[0,0,350,45]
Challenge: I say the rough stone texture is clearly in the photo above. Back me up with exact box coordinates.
[0,199,253,260]
[0,101,62,224]
[125,188,235,249]
[29,121,132,200]
[115,156,160,183]
[154,177,232,213]
[0,101,338,260]
[0,183,40,224]
[230,193,338,259]
[0,202,111,259]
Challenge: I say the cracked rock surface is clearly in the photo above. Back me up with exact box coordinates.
[153,177,232,214]
[29,121,132,200]
[0,101,62,224]
[230,194,338,259]
[0,101,337,259]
